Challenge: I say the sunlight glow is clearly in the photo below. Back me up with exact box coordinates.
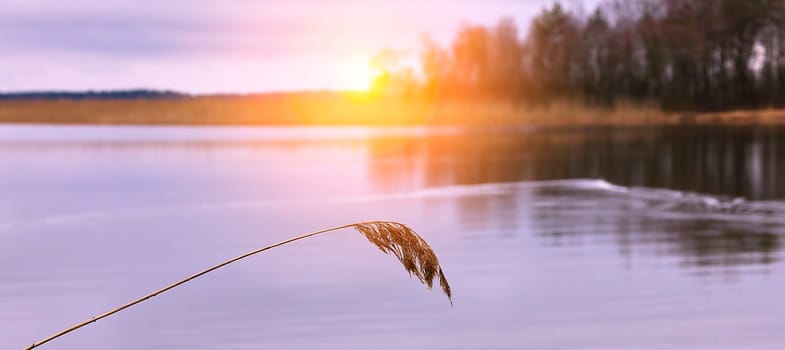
[336,57,385,92]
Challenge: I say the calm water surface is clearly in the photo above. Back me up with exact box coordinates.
[1,124,784,349]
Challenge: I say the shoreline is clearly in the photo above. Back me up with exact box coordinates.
[1,96,785,127]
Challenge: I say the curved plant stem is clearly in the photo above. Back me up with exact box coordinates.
[24,220,452,350]
[25,222,357,350]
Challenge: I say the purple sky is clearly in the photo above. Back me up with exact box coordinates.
[0,0,600,93]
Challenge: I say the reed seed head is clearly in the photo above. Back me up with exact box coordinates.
[354,221,452,304]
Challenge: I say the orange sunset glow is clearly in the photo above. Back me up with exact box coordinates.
[335,57,387,92]
[5,1,785,349]
[0,0,591,93]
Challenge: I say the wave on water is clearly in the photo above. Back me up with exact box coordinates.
[2,179,785,232]
[410,179,785,224]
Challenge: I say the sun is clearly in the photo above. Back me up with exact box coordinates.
[337,57,385,92]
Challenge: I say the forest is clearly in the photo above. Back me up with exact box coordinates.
[378,0,785,111]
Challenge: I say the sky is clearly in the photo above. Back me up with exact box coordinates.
[0,0,600,93]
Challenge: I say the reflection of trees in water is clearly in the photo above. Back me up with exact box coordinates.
[369,126,785,200]
[675,224,779,268]
[454,194,521,234]
[538,214,780,273]
[367,126,785,272]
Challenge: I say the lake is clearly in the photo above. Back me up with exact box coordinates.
[1,124,784,350]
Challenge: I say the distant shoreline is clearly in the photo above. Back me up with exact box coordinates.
[1,93,784,126]
[0,89,187,101]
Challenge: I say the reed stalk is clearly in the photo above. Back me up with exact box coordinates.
[24,220,451,350]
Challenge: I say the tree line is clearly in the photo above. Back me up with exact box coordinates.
[379,0,785,111]
[0,90,185,100]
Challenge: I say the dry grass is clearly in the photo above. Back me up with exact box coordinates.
[5,92,781,126]
[25,221,451,349]
[0,93,435,126]
[680,108,785,124]
[356,221,451,302]
[429,98,672,126]
[0,93,687,127]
